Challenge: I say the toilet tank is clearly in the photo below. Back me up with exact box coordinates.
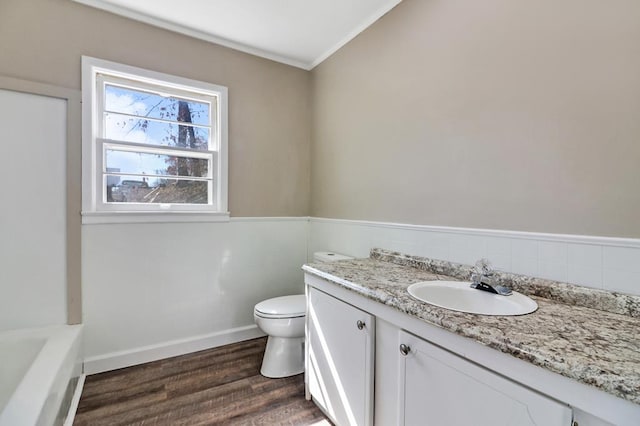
[313,251,353,263]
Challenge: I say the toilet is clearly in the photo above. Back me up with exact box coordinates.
[254,251,352,378]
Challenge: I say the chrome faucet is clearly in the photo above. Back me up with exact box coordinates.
[470,259,512,296]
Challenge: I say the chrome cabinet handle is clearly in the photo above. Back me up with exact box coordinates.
[399,344,411,356]
[356,320,365,330]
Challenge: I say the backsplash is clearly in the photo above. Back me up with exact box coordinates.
[370,248,640,318]
[308,217,640,296]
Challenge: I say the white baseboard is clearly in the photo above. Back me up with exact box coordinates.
[83,325,265,375]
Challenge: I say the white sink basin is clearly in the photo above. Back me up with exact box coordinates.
[407,280,538,316]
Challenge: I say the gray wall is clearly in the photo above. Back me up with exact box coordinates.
[311,0,640,238]
[0,0,311,217]
[0,0,312,359]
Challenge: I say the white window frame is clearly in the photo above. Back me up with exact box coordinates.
[81,56,228,224]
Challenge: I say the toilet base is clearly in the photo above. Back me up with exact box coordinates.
[260,335,304,378]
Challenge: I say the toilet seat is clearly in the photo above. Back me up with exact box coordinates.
[253,252,351,378]
[254,295,306,319]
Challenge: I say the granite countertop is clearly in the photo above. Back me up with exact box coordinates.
[302,249,640,405]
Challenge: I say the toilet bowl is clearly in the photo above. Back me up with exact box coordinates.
[254,251,352,378]
[254,295,306,378]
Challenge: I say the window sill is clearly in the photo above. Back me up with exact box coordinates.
[81,211,231,225]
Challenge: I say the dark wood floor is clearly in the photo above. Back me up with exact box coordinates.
[74,337,330,426]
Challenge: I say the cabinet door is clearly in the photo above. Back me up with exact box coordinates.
[307,287,375,426]
[398,331,573,426]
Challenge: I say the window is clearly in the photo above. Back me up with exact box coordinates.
[82,56,228,223]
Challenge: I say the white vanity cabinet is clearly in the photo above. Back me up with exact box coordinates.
[304,272,639,426]
[306,287,375,426]
[397,330,573,426]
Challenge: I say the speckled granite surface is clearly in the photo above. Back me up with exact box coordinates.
[371,248,640,318]
[302,249,640,405]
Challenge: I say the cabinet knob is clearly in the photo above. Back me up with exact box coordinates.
[356,320,365,330]
[399,344,411,356]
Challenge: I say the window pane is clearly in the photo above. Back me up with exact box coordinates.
[104,84,210,126]
[106,176,209,204]
[104,113,211,150]
[105,149,209,178]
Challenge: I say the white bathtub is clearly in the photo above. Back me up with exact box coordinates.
[0,325,82,426]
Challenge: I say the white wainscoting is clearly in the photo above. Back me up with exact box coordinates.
[308,218,640,296]
[82,216,640,373]
[0,89,67,332]
[82,217,308,374]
